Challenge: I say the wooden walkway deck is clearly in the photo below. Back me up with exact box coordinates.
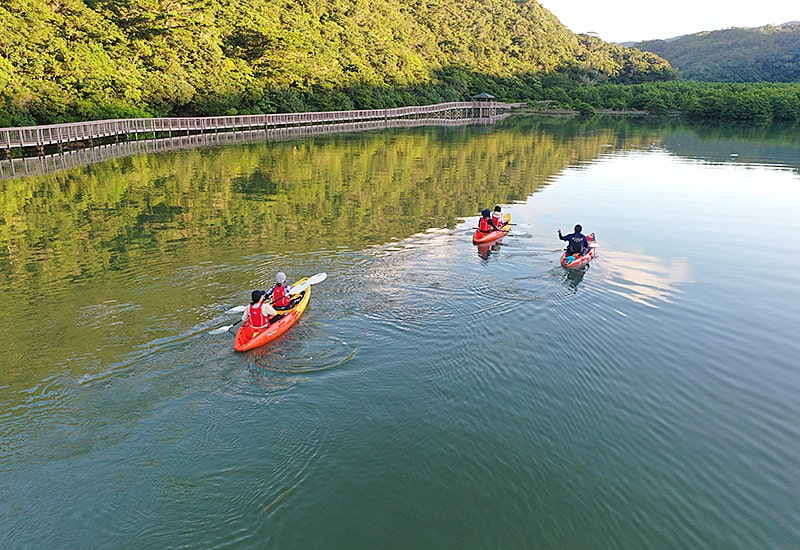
[1,101,510,159]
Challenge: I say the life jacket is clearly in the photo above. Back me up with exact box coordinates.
[478,217,493,231]
[272,283,290,308]
[248,303,270,329]
[492,213,503,228]
[568,234,584,255]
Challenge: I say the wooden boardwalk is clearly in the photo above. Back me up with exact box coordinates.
[1,101,510,159]
[0,108,514,180]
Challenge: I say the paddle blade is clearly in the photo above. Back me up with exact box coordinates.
[209,319,243,335]
[289,280,310,295]
[225,305,247,314]
[307,272,328,285]
[288,272,328,295]
[209,324,235,335]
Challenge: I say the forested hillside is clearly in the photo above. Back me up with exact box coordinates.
[0,0,675,125]
[632,22,800,82]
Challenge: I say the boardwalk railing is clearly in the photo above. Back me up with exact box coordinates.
[1,101,511,159]
[0,109,514,180]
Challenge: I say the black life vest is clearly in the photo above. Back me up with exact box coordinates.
[568,235,584,255]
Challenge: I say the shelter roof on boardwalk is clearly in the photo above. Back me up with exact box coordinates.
[472,93,495,100]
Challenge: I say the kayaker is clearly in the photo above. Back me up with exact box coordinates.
[558,224,589,256]
[491,205,505,229]
[266,272,292,310]
[478,208,501,232]
[242,290,277,328]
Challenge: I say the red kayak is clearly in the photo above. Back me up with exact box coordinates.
[473,213,511,244]
[560,232,597,269]
[234,277,311,352]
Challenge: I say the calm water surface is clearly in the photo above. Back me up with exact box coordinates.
[1,117,799,549]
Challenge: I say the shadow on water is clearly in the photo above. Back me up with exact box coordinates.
[561,264,589,291]
[476,241,504,260]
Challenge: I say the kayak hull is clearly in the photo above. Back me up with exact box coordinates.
[560,233,597,269]
[233,277,311,352]
[473,213,511,244]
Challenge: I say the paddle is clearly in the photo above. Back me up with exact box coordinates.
[209,319,241,335]
[285,271,327,296]
[474,225,511,232]
[211,272,328,333]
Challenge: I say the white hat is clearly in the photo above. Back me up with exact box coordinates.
[276,272,287,283]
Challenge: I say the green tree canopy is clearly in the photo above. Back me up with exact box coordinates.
[0,0,676,125]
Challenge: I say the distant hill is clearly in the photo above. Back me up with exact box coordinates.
[631,22,800,82]
[0,0,675,125]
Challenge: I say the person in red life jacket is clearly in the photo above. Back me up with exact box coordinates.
[478,208,501,232]
[491,205,505,230]
[242,290,277,330]
[267,272,292,310]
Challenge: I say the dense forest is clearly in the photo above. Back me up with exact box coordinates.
[537,80,800,123]
[0,0,676,126]
[632,22,800,83]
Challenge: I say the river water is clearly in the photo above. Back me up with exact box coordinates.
[1,116,799,549]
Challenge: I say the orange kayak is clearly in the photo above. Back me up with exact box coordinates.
[233,277,311,352]
[473,213,511,244]
[560,233,597,269]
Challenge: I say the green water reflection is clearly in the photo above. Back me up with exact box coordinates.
[0,119,657,295]
[0,115,793,397]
